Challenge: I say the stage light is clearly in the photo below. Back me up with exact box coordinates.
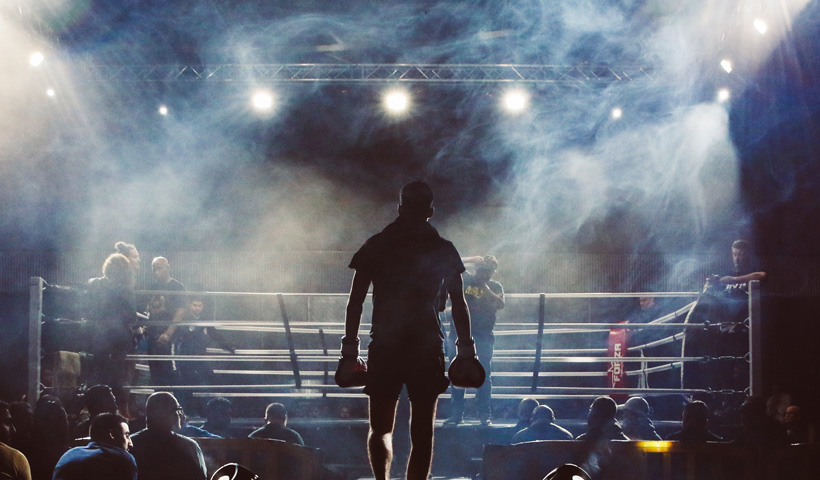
[502,89,529,114]
[543,463,592,480]
[720,59,733,73]
[753,19,768,35]
[158,105,168,115]
[383,89,410,114]
[46,89,55,97]
[717,88,730,103]
[611,108,622,119]
[251,90,274,110]
[29,52,44,67]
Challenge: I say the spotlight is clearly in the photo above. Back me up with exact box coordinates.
[502,89,529,114]
[543,463,592,480]
[158,105,169,116]
[383,89,410,114]
[29,52,44,67]
[716,88,730,103]
[753,19,768,35]
[46,89,55,97]
[720,59,733,73]
[611,108,622,120]
[251,90,274,110]
[210,463,259,480]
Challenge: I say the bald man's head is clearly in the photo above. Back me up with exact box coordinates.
[145,392,182,431]
[151,257,171,283]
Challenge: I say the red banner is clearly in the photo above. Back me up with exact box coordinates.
[607,323,628,402]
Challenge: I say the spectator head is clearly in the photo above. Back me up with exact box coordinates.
[206,397,232,429]
[682,400,710,431]
[731,239,751,270]
[784,405,802,426]
[399,181,434,220]
[265,403,288,425]
[531,405,556,425]
[517,397,540,424]
[0,401,14,445]
[33,396,68,444]
[85,384,118,417]
[145,392,183,431]
[115,242,140,272]
[475,254,499,283]
[587,396,618,430]
[189,297,205,318]
[151,257,172,283]
[90,413,132,451]
[103,253,135,288]
[619,396,651,421]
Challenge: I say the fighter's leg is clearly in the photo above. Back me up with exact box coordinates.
[368,396,398,480]
[406,396,438,480]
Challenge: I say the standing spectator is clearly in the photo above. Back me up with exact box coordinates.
[145,257,186,387]
[732,396,788,452]
[86,254,138,409]
[0,400,32,480]
[618,397,661,441]
[445,254,504,425]
[511,405,573,443]
[53,413,137,480]
[248,403,304,445]
[130,392,206,480]
[666,400,723,442]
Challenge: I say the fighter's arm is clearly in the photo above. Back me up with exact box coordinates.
[344,270,371,341]
[158,306,186,345]
[447,273,472,346]
[481,282,505,310]
[719,271,767,284]
[460,255,484,265]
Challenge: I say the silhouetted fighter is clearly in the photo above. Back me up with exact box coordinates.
[340,181,476,480]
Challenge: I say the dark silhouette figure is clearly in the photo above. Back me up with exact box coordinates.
[666,400,723,442]
[71,384,118,440]
[248,403,304,445]
[343,181,474,480]
[130,392,206,480]
[618,396,661,441]
[202,397,233,439]
[26,397,69,480]
[511,405,573,443]
[0,400,32,480]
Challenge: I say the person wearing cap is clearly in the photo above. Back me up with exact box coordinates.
[445,254,504,426]
[618,396,661,441]
[511,405,574,443]
[341,181,474,480]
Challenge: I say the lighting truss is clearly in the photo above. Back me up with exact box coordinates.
[75,63,653,84]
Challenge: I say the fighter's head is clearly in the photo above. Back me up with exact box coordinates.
[151,257,171,283]
[475,254,498,283]
[398,181,434,220]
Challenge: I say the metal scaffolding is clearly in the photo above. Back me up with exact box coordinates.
[74,63,654,84]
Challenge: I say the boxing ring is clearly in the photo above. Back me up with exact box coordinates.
[26,277,763,418]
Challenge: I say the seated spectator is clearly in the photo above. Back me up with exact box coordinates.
[177,410,221,439]
[784,405,815,444]
[731,396,788,452]
[52,413,136,480]
[666,400,723,442]
[618,396,661,441]
[7,402,33,451]
[510,405,573,443]
[130,392,206,480]
[202,397,233,438]
[0,400,32,480]
[27,396,69,480]
[71,385,119,440]
[513,398,540,433]
[248,403,304,445]
[576,396,628,442]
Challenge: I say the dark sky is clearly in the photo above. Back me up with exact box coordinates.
[2,0,819,257]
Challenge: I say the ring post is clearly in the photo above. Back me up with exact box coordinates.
[748,280,762,396]
[277,293,301,389]
[28,277,44,409]
[531,293,546,392]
